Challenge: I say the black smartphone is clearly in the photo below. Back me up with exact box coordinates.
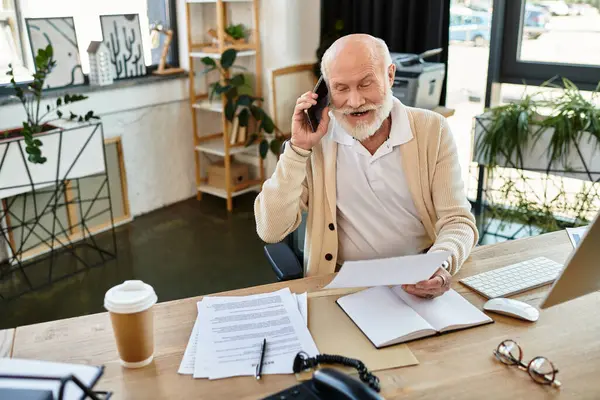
[304,76,329,132]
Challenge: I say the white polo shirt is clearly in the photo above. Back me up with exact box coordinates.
[333,98,431,263]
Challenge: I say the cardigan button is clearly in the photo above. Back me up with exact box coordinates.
[325,253,333,261]
[328,223,335,231]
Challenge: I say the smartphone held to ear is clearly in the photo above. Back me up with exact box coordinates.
[304,76,329,132]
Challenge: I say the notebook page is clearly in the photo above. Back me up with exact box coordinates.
[392,287,492,332]
[337,286,435,348]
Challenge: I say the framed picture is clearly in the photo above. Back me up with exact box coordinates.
[25,17,85,89]
[100,14,147,80]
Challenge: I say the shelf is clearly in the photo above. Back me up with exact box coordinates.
[195,137,258,156]
[190,50,256,59]
[197,182,262,199]
[187,0,251,3]
[192,99,223,113]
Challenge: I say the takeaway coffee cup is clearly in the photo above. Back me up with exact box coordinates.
[104,280,157,368]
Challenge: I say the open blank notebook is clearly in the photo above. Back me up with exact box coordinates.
[337,286,493,348]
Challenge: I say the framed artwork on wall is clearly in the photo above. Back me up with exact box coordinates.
[25,17,85,89]
[100,14,147,80]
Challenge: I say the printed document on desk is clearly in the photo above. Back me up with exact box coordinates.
[178,292,309,376]
[183,288,317,379]
[326,251,451,289]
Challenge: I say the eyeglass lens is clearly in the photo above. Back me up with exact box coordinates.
[496,340,522,365]
[528,357,556,385]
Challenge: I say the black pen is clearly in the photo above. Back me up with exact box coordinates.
[255,338,266,380]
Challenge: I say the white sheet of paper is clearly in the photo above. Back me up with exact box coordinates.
[297,292,308,326]
[566,226,589,248]
[178,316,200,374]
[193,301,211,378]
[325,251,451,289]
[0,358,102,400]
[203,288,318,379]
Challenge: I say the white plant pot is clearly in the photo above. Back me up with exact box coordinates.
[0,121,106,200]
[473,113,600,182]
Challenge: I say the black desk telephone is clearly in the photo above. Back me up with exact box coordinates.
[262,368,383,400]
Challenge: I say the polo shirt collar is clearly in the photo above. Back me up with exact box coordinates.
[330,97,413,147]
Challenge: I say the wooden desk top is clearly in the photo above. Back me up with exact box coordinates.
[11,231,600,399]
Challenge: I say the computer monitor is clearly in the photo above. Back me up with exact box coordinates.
[541,209,600,309]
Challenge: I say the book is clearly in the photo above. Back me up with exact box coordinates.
[229,116,239,145]
[337,286,493,348]
[238,125,247,145]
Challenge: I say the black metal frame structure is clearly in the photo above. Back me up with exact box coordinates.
[0,371,112,400]
[0,122,117,300]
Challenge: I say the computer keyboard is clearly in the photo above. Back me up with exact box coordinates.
[460,257,564,299]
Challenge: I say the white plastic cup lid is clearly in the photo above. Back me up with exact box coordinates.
[104,280,157,314]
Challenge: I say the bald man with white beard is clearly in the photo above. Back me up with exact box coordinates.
[255,34,478,299]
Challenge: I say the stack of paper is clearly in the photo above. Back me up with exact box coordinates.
[178,288,316,379]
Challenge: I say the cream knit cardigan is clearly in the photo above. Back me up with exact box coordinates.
[255,104,479,277]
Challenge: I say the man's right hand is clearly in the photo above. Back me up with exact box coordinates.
[290,91,330,151]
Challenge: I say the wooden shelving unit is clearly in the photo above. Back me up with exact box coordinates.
[185,0,264,211]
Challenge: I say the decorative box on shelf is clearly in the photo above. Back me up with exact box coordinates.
[208,161,249,190]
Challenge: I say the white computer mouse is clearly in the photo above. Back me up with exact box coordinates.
[483,298,540,322]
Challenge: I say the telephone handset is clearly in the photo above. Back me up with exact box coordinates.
[262,368,383,400]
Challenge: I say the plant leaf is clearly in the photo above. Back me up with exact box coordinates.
[56,110,63,118]
[270,138,282,155]
[200,57,216,67]
[237,94,253,108]
[238,108,250,127]
[220,49,237,69]
[250,105,263,121]
[225,100,236,121]
[259,139,269,159]
[262,114,275,134]
[229,74,245,87]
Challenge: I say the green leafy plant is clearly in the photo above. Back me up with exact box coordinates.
[538,79,600,166]
[476,78,600,170]
[5,44,99,164]
[200,49,281,158]
[224,24,246,41]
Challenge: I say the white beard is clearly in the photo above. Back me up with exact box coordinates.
[334,87,394,142]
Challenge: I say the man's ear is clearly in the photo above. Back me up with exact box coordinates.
[387,63,396,87]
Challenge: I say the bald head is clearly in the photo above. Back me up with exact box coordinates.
[320,34,392,84]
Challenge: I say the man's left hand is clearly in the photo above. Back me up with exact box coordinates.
[402,267,452,299]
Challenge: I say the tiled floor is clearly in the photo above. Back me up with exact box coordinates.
[0,194,276,329]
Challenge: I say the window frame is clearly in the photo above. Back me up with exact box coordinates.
[147,0,180,70]
[500,0,600,91]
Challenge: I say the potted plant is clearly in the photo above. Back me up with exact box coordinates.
[473,78,600,234]
[474,78,600,181]
[1,44,102,200]
[200,49,283,158]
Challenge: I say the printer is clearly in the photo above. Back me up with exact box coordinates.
[390,49,446,110]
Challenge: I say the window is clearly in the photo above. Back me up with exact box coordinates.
[147,0,178,68]
[446,0,495,184]
[0,0,178,83]
[0,0,26,84]
[500,0,600,90]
